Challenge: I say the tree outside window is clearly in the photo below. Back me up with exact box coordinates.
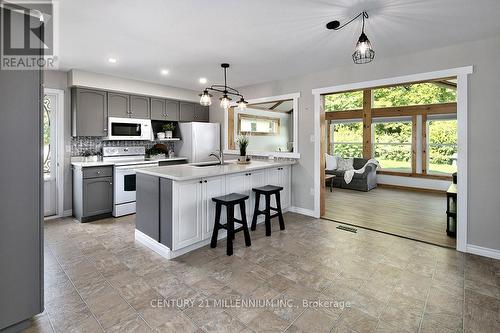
[427,119,457,175]
[373,121,413,172]
[330,122,363,157]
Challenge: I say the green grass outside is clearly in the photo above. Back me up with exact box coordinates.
[378,159,456,175]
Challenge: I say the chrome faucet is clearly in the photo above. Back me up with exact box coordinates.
[209,150,224,165]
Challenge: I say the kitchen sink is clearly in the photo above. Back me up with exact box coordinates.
[191,162,229,167]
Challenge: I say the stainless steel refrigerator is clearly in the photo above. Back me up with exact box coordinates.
[177,122,221,163]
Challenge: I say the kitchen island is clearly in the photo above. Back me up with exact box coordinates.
[134,159,294,259]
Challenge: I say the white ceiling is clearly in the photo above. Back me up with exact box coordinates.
[58,0,500,90]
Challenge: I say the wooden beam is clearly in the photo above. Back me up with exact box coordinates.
[377,170,451,181]
[411,115,417,173]
[326,120,331,154]
[372,102,456,118]
[270,100,284,110]
[421,114,427,174]
[320,95,326,217]
[228,107,235,150]
[362,89,372,159]
[325,110,363,120]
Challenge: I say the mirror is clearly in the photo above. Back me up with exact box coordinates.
[227,96,297,155]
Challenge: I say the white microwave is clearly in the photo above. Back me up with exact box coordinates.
[107,117,153,140]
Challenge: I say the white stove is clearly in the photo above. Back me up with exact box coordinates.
[103,147,159,217]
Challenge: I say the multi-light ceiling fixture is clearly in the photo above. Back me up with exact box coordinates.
[326,11,375,64]
[199,63,248,110]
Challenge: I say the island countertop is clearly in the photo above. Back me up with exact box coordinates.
[135,159,295,181]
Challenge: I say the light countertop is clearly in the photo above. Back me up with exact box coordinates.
[71,157,188,168]
[136,159,295,181]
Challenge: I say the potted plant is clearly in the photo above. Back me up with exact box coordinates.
[236,135,249,163]
[146,147,166,160]
[162,123,176,139]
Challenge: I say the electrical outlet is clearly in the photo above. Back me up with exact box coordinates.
[310,188,314,196]
[310,134,314,142]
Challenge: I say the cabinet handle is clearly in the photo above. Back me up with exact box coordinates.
[109,182,113,185]
[97,171,102,174]
[199,180,202,183]
[204,180,207,183]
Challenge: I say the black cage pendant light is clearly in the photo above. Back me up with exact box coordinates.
[199,63,247,110]
[326,11,375,64]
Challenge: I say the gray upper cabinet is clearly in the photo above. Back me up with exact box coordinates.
[150,98,166,120]
[165,99,180,121]
[179,102,196,122]
[195,104,209,122]
[108,92,130,118]
[72,88,107,137]
[130,95,150,118]
[151,98,179,121]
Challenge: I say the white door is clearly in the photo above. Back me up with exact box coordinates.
[174,179,203,249]
[202,176,226,240]
[43,92,59,217]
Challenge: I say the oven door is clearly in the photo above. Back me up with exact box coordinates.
[114,163,159,205]
[114,167,137,205]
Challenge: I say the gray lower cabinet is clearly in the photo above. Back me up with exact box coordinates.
[179,101,195,122]
[151,98,179,121]
[72,88,107,137]
[108,92,130,118]
[195,104,209,122]
[130,95,150,118]
[73,166,113,222]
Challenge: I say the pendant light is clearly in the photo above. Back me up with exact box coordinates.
[326,11,375,64]
[199,63,247,110]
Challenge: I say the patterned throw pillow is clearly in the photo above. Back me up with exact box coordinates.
[336,157,354,171]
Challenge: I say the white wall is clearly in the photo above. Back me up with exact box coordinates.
[210,35,500,252]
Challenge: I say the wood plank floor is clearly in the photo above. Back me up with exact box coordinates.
[323,187,456,248]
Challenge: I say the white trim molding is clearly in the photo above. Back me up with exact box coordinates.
[466,244,500,260]
[288,206,316,217]
[312,66,473,251]
[135,229,172,259]
[225,92,301,158]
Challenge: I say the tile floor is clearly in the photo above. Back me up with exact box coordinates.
[26,213,499,333]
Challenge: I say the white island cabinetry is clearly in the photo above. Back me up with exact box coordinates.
[135,161,293,259]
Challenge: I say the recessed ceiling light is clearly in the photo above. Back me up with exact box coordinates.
[199,77,207,84]
[161,69,169,75]
[108,57,117,64]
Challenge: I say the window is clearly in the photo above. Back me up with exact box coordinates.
[238,114,280,135]
[330,122,363,158]
[427,119,457,175]
[325,91,363,112]
[373,82,456,108]
[373,121,412,172]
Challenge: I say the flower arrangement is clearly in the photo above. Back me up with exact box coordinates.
[236,135,249,157]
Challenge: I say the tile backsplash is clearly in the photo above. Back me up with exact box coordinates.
[71,137,174,156]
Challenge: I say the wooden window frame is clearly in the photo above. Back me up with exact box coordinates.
[325,82,456,180]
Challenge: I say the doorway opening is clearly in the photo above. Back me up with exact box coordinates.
[313,67,472,251]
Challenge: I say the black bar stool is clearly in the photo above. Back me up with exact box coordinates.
[251,185,285,236]
[210,193,251,256]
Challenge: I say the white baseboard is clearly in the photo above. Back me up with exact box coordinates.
[466,244,500,260]
[135,229,172,259]
[63,209,73,217]
[288,206,315,217]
